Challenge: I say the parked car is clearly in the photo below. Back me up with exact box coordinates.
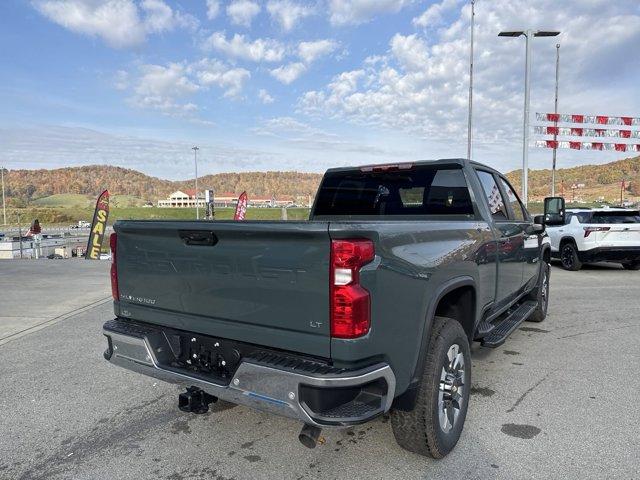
[102,159,563,458]
[545,208,640,270]
[47,253,63,260]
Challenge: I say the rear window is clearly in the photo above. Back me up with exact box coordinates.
[590,211,640,224]
[313,166,474,217]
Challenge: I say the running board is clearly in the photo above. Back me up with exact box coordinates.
[480,301,538,348]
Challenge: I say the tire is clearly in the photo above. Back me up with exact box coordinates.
[622,261,640,271]
[560,242,582,271]
[526,260,550,322]
[390,316,471,458]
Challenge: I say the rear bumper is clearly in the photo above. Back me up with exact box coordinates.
[577,247,640,264]
[103,319,395,427]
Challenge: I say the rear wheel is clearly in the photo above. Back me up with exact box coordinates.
[390,316,470,458]
[622,261,640,271]
[526,261,550,322]
[560,242,582,271]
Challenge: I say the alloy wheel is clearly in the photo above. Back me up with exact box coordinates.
[438,344,465,433]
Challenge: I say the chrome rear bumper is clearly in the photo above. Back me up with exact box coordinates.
[103,321,396,427]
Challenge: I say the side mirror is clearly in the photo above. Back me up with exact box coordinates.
[543,196,565,226]
[533,214,545,225]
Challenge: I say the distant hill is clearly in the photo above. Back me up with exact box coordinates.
[506,155,640,202]
[3,156,639,206]
[3,166,323,206]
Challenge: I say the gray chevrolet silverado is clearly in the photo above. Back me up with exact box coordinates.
[103,159,564,458]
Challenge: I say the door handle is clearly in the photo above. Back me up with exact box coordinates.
[178,230,218,246]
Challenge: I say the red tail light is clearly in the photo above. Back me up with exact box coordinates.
[584,226,610,237]
[330,239,375,339]
[110,233,119,301]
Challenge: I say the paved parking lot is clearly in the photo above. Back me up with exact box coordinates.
[0,260,639,480]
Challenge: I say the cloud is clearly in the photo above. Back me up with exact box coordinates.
[193,59,250,98]
[328,0,413,26]
[32,0,196,48]
[204,32,286,62]
[266,0,315,31]
[205,0,220,19]
[122,58,250,118]
[270,62,307,84]
[258,89,275,104]
[412,0,460,28]
[226,0,261,27]
[299,0,640,170]
[298,39,338,64]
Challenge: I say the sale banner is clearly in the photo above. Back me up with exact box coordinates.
[234,191,248,220]
[86,190,110,260]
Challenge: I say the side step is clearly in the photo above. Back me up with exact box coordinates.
[480,301,538,348]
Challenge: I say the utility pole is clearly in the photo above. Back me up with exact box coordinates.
[192,146,200,220]
[466,0,475,160]
[499,29,560,206]
[1,166,6,225]
[17,211,23,259]
[551,43,560,196]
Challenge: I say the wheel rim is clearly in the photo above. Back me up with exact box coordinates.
[561,245,574,268]
[438,344,465,433]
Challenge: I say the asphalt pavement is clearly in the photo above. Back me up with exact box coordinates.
[0,259,639,480]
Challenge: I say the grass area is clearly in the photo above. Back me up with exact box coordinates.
[2,206,311,228]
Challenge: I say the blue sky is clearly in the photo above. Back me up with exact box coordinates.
[1,0,639,180]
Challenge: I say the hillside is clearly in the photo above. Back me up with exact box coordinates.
[2,156,639,206]
[506,156,640,202]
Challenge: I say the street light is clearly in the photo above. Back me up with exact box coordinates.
[552,43,560,197]
[499,29,560,206]
[192,146,200,220]
[466,0,476,161]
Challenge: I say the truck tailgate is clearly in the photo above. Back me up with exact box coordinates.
[114,221,331,358]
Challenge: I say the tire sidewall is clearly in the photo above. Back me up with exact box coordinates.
[427,323,471,455]
[561,243,580,271]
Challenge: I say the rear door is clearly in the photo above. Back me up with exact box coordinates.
[587,210,640,246]
[476,170,525,307]
[115,221,332,357]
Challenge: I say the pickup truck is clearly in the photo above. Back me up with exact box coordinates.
[103,159,564,458]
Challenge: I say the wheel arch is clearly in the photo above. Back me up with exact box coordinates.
[392,276,477,411]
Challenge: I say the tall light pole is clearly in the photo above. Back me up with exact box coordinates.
[192,146,200,220]
[499,29,560,206]
[1,166,6,225]
[551,43,560,196]
[466,0,475,160]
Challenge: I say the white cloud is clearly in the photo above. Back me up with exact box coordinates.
[300,0,640,171]
[123,58,250,118]
[33,0,196,48]
[266,0,314,31]
[298,39,338,64]
[193,59,250,98]
[270,62,307,84]
[204,32,286,62]
[413,0,460,28]
[329,0,413,26]
[206,0,220,19]
[113,70,130,90]
[258,89,275,104]
[226,0,261,27]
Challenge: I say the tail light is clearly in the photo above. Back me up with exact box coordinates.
[110,233,119,301]
[330,239,375,339]
[584,226,610,237]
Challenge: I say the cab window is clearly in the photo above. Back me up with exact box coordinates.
[476,171,509,221]
[499,178,526,221]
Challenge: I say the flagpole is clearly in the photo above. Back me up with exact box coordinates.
[466,0,475,160]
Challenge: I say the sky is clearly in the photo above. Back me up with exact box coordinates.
[0,0,639,180]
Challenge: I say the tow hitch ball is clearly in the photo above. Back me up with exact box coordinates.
[178,386,217,414]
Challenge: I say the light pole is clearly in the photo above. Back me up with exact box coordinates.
[1,166,6,225]
[551,43,560,196]
[467,0,475,161]
[499,29,560,206]
[192,146,200,220]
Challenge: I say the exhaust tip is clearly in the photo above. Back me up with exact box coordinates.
[298,424,321,449]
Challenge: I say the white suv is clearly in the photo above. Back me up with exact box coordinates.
[546,208,640,271]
